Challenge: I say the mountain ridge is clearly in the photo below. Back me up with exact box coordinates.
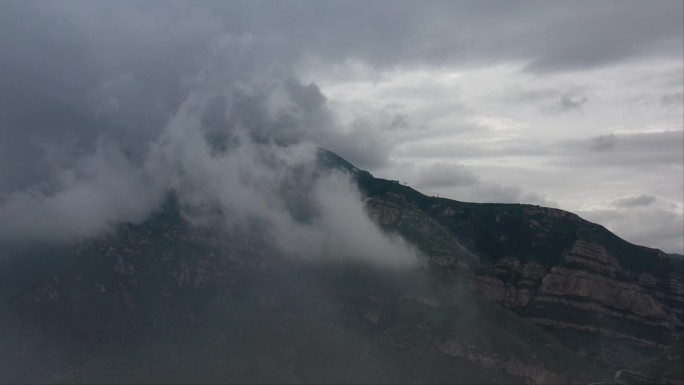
[0,148,681,383]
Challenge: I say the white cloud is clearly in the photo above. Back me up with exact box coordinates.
[312,60,682,252]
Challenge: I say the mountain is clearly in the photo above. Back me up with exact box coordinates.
[613,336,683,384]
[0,149,681,384]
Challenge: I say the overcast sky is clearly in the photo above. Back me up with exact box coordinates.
[0,1,682,253]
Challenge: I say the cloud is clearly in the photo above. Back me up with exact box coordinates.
[313,104,415,170]
[661,92,683,106]
[580,207,684,254]
[521,2,683,73]
[591,133,618,152]
[0,1,681,257]
[269,172,419,267]
[0,1,224,194]
[560,94,587,112]
[398,161,555,207]
[0,143,164,242]
[561,131,683,166]
[142,53,420,267]
[612,194,657,208]
[0,29,419,268]
[467,183,553,207]
[414,162,479,189]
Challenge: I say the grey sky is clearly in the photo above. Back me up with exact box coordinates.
[0,1,682,253]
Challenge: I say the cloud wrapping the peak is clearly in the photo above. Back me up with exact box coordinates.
[0,27,419,268]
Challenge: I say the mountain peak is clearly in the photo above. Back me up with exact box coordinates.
[0,148,681,384]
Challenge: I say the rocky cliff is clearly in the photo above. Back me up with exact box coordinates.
[351,155,683,373]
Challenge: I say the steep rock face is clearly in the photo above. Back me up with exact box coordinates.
[470,258,546,308]
[366,198,402,225]
[366,195,477,268]
[470,239,683,368]
[518,240,683,367]
[354,169,684,371]
[531,240,680,326]
[536,248,674,323]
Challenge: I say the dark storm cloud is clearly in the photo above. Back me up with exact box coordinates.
[0,1,224,192]
[521,2,683,73]
[291,1,683,73]
[0,3,423,267]
[1,1,681,191]
[76,1,680,74]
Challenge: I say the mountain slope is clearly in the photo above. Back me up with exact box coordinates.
[349,152,683,370]
[0,149,680,383]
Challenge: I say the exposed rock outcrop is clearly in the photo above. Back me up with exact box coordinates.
[471,239,683,368]
[470,258,547,308]
[438,338,569,384]
[353,168,683,373]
